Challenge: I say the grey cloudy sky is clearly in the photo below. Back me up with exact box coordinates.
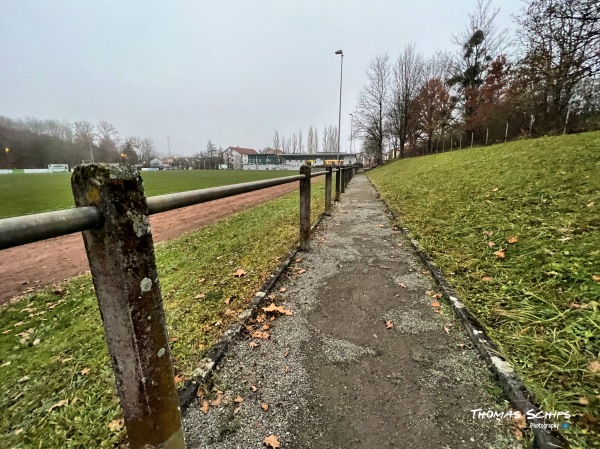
[1,0,522,156]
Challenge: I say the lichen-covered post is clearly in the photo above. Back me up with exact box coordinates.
[299,165,311,251]
[340,166,346,194]
[335,165,341,202]
[324,166,332,216]
[71,164,185,449]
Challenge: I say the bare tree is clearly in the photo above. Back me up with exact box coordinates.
[313,127,319,152]
[273,130,281,151]
[136,137,158,163]
[291,133,298,153]
[354,55,391,165]
[298,129,304,153]
[307,127,314,152]
[389,44,425,158]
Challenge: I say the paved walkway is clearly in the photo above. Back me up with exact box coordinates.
[182,174,520,449]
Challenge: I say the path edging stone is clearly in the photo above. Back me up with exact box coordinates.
[366,175,566,449]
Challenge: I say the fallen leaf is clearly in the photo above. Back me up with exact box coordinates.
[224,297,231,305]
[261,402,269,411]
[210,395,223,407]
[493,249,506,259]
[283,309,293,316]
[398,283,407,288]
[377,224,385,228]
[174,374,185,384]
[263,303,285,314]
[250,385,258,392]
[579,397,589,405]
[233,395,244,403]
[199,277,206,283]
[201,400,210,414]
[482,276,493,282]
[484,230,494,237]
[233,269,247,277]
[251,330,270,340]
[80,367,90,375]
[108,418,124,432]
[487,241,495,247]
[14,428,23,435]
[443,326,450,334]
[297,269,307,275]
[592,275,600,282]
[512,429,523,441]
[279,287,287,293]
[513,412,527,429]
[283,366,289,373]
[295,258,303,263]
[385,320,394,329]
[507,236,519,244]
[431,302,441,308]
[491,187,499,192]
[589,360,600,373]
[233,406,241,414]
[49,399,68,412]
[196,388,205,398]
[249,341,259,348]
[195,293,206,299]
[32,338,41,346]
[425,290,435,297]
[264,434,281,448]
[586,202,594,208]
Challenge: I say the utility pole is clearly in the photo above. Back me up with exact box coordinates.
[167,137,171,158]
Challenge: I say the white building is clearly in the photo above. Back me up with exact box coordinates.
[224,147,258,169]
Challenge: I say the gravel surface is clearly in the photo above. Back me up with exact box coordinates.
[182,174,523,449]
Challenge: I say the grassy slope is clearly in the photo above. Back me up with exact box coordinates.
[0,170,292,218]
[0,181,324,448]
[368,132,600,448]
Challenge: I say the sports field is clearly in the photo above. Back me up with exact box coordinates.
[0,170,291,219]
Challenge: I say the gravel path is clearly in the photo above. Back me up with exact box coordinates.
[182,174,522,449]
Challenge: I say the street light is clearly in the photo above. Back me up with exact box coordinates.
[349,113,353,154]
[335,49,343,164]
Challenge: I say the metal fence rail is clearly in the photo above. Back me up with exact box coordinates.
[0,163,355,449]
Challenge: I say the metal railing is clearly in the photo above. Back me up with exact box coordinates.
[0,163,355,449]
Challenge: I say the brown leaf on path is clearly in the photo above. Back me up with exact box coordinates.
[261,402,269,411]
[251,330,270,340]
[507,236,519,244]
[513,411,527,429]
[431,302,441,308]
[482,276,493,282]
[385,320,394,329]
[174,374,185,384]
[196,388,205,398]
[233,395,244,403]
[262,323,270,331]
[49,399,68,412]
[80,367,90,375]
[443,326,450,334]
[295,258,303,263]
[283,309,293,316]
[398,283,407,288]
[263,303,285,314]
[210,395,223,407]
[279,287,287,293]
[589,360,600,373]
[233,269,247,277]
[493,249,506,259]
[250,385,258,392]
[108,418,125,432]
[224,297,231,305]
[201,400,210,414]
[264,434,281,448]
[249,341,259,348]
[297,268,307,275]
[425,290,435,297]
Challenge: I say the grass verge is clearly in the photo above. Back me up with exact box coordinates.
[0,169,292,218]
[0,181,324,448]
[368,132,600,449]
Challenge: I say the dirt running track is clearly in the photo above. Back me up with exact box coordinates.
[0,182,301,305]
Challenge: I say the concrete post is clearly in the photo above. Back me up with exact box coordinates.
[325,166,332,216]
[71,164,185,449]
[299,165,311,251]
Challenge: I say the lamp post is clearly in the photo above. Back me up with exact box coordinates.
[335,49,343,164]
[349,113,354,154]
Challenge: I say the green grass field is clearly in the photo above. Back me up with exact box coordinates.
[0,170,292,218]
[368,132,600,449]
[0,180,325,448]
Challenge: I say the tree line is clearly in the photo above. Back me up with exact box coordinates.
[354,0,600,164]
[0,116,159,169]
[269,125,341,154]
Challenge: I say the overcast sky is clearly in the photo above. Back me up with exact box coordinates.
[1,0,523,156]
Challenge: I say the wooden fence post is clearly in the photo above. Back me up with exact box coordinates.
[335,165,341,202]
[325,166,332,216]
[299,165,311,251]
[340,166,346,194]
[71,164,185,449]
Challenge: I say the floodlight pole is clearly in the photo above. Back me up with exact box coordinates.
[335,49,344,165]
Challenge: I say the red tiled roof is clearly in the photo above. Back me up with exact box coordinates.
[228,146,257,155]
